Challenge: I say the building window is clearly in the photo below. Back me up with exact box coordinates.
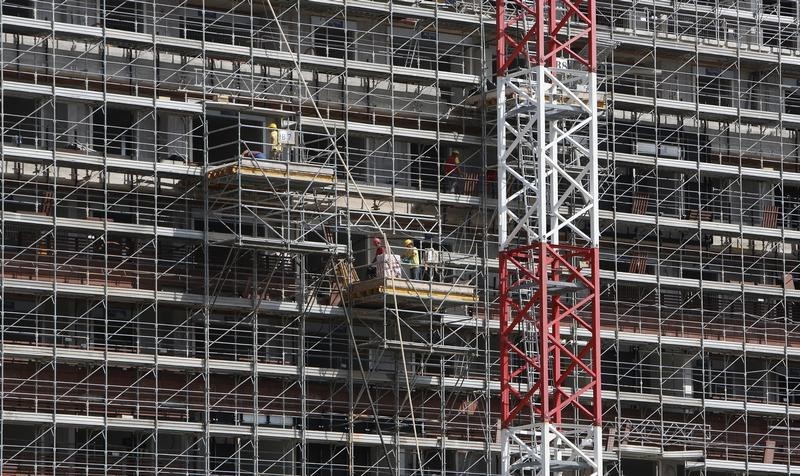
[762,23,798,49]
[105,0,145,32]
[186,13,235,45]
[313,20,354,60]
[698,75,732,107]
[785,87,800,115]
[393,34,444,70]
[762,0,797,15]
[2,0,33,18]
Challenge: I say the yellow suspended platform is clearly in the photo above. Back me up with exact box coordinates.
[346,277,478,309]
[207,158,336,186]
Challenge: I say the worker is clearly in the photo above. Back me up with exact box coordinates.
[371,237,385,262]
[423,241,440,281]
[242,148,266,160]
[443,150,461,193]
[269,122,283,159]
[486,169,498,198]
[371,237,404,279]
[367,237,384,278]
[402,239,421,280]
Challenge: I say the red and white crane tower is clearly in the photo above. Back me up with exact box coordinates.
[495,0,603,473]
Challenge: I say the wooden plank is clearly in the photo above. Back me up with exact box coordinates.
[207,159,335,184]
[346,277,477,309]
[631,193,649,214]
[785,273,795,290]
[606,427,616,452]
[762,204,779,228]
[763,439,775,464]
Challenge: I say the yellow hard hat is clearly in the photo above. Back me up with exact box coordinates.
[404,239,413,246]
[268,123,278,129]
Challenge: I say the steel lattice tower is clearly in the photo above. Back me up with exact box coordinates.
[496,0,603,473]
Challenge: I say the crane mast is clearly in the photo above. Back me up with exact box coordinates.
[495,0,603,474]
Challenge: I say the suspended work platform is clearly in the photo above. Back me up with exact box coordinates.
[346,277,477,309]
[207,158,336,188]
[205,157,339,252]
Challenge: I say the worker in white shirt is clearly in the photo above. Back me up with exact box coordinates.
[423,243,439,281]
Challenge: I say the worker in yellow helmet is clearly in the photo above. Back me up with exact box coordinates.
[268,122,283,159]
[402,238,421,280]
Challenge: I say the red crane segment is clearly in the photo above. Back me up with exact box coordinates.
[496,0,597,74]
[499,243,602,429]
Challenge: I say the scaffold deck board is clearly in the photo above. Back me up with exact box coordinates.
[207,158,336,185]
[346,277,477,309]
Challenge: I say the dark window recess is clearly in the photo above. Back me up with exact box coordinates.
[342,135,366,182]
[698,75,732,107]
[763,0,797,15]
[412,142,438,191]
[600,348,617,391]
[206,115,261,163]
[682,268,720,281]
[618,347,643,392]
[305,333,348,369]
[210,438,237,473]
[106,210,135,224]
[104,311,136,348]
[2,0,32,17]
[786,88,800,115]
[93,108,135,157]
[789,368,800,404]
[763,25,798,49]
[191,116,206,165]
[393,37,446,70]
[185,12,236,44]
[301,132,348,179]
[393,38,414,67]
[204,22,234,45]
[303,443,350,475]
[104,0,144,32]
[2,97,38,146]
[781,186,800,230]
[54,102,72,149]
[314,24,355,60]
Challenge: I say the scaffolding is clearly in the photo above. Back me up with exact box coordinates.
[0,0,799,474]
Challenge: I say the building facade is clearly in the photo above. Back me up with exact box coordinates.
[0,0,798,474]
